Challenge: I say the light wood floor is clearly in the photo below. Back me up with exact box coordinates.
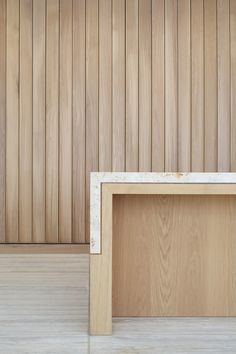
[0,254,236,353]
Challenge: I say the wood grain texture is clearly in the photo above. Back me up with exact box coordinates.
[0,0,6,243]
[112,0,125,172]
[165,0,178,172]
[178,0,191,172]
[139,0,151,171]
[89,318,236,353]
[33,0,46,243]
[46,0,59,243]
[204,0,217,172]
[113,194,236,316]
[19,0,33,243]
[218,0,230,171]
[151,0,165,172]
[0,254,89,352]
[191,0,204,171]
[126,0,139,172]
[90,185,112,335]
[0,244,89,254]
[86,0,99,242]
[231,0,236,171]
[2,1,236,245]
[73,0,86,243]
[0,255,235,351]
[99,0,112,172]
[59,0,72,243]
[104,182,236,196]
[6,0,19,243]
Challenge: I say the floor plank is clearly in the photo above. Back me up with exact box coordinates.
[0,254,236,353]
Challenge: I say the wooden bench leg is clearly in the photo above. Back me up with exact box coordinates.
[90,186,112,335]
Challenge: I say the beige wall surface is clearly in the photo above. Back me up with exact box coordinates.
[0,0,236,244]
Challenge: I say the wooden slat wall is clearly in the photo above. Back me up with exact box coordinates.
[0,0,236,244]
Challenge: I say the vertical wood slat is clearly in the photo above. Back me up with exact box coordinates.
[6,0,19,243]
[59,0,72,243]
[217,0,230,171]
[139,0,151,172]
[19,0,33,243]
[231,0,236,171]
[86,0,99,242]
[112,0,125,172]
[191,0,204,172]
[204,0,217,172]
[99,0,112,172]
[178,0,191,172]
[33,0,46,243]
[73,0,86,243]
[152,0,165,172]
[126,0,139,172]
[46,0,59,243]
[165,0,178,172]
[0,0,6,243]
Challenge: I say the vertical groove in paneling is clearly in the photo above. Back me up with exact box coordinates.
[99,0,112,172]
[152,0,165,172]
[139,0,152,171]
[165,0,178,172]
[191,0,204,172]
[46,0,59,243]
[59,0,73,243]
[19,0,33,243]
[6,0,19,243]
[33,0,46,243]
[178,0,190,172]
[231,0,236,171]
[112,0,125,172]
[204,0,217,172]
[86,0,99,242]
[0,0,6,243]
[126,0,139,172]
[217,0,230,171]
[72,0,86,243]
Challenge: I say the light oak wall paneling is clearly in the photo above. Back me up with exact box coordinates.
[126,0,139,172]
[139,0,152,171]
[6,0,19,243]
[0,244,89,253]
[231,0,236,171]
[99,0,112,172]
[151,0,165,172]
[191,0,204,172]
[217,0,230,171]
[2,0,236,245]
[19,0,33,243]
[112,0,125,172]
[0,0,6,243]
[178,0,191,172]
[165,0,178,172]
[46,0,59,243]
[204,0,217,172]
[59,0,73,243]
[33,0,46,243]
[72,0,86,243]
[86,0,99,242]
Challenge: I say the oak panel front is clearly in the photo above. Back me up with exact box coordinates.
[113,194,236,316]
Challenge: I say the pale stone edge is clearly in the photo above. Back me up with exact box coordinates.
[90,173,236,254]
